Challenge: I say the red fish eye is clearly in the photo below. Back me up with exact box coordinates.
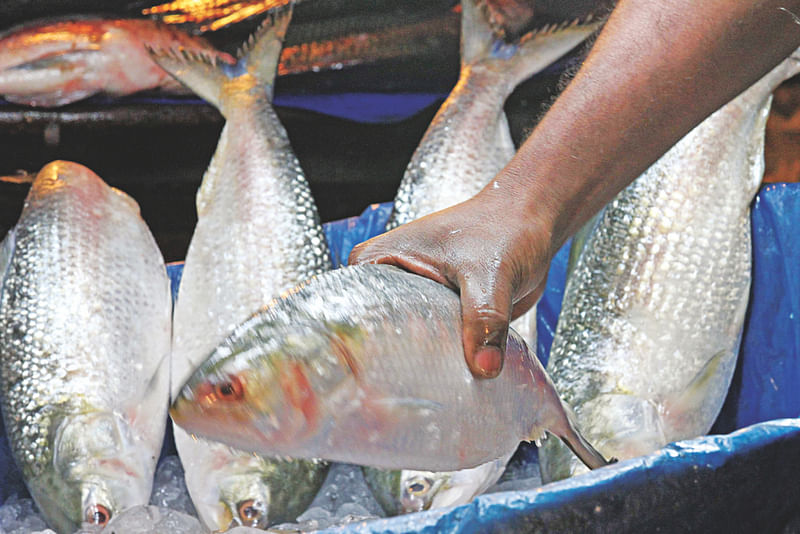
[238,499,262,524]
[85,504,111,525]
[215,375,244,400]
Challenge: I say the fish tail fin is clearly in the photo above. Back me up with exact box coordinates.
[546,403,616,470]
[461,0,602,92]
[145,3,293,112]
[235,2,294,101]
[459,0,500,67]
[146,44,230,110]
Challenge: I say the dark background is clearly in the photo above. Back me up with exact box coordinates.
[1,0,797,262]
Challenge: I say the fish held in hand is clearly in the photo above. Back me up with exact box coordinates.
[373,0,602,506]
[171,264,611,473]
[0,161,171,533]
[0,17,234,107]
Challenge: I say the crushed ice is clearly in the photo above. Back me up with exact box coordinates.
[0,447,542,533]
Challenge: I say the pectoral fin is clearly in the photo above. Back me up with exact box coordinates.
[555,406,617,469]
[661,348,734,436]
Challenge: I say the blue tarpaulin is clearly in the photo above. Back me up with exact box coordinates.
[316,183,800,532]
[1,184,798,531]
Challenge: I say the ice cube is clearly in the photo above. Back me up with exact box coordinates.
[307,463,384,518]
[149,455,197,517]
[99,505,208,534]
[0,495,49,534]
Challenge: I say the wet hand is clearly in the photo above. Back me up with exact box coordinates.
[349,190,550,378]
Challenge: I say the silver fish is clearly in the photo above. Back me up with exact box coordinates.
[377,0,600,509]
[170,264,612,474]
[538,49,800,482]
[363,453,513,515]
[0,160,171,533]
[148,4,331,530]
[387,5,600,231]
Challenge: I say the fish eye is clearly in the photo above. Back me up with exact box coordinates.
[215,375,245,401]
[406,477,432,496]
[85,504,111,526]
[237,499,263,525]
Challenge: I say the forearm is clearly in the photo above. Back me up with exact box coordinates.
[493,0,800,255]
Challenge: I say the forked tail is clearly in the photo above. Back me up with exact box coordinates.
[461,0,602,92]
[146,2,293,114]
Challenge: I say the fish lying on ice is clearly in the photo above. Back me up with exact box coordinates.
[367,0,601,513]
[147,4,331,530]
[0,17,235,107]
[0,160,171,533]
[170,263,613,474]
[362,452,513,515]
[538,48,800,482]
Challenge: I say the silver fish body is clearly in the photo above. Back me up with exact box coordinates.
[387,3,599,231]
[378,2,600,507]
[171,264,611,474]
[0,161,171,533]
[362,452,512,515]
[539,51,800,482]
[149,5,331,530]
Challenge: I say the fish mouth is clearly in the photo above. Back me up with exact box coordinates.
[169,395,194,430]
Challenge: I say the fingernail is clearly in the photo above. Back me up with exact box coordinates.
[474,346,502,378]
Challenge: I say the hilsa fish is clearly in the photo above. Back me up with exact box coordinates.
[0,17,235,107]
[362,452,513,515]
[386,0,600,362]
[148,4,331,530]
[370,0,601,512]
[170,264,612,474]
[0,161,171,533]
[538,49,800,482]
[386,5,600,231]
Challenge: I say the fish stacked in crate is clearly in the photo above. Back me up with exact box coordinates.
[146,4,332,530]
[0,161,172,533]
[362,0,601,514]
[538,47,800,482]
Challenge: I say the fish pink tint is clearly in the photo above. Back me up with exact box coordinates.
[0,17,234,106]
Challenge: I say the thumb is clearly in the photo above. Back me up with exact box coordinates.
[458,273,514,379]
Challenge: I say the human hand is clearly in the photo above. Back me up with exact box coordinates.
[348,189,551,379]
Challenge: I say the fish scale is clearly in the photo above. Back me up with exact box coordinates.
[0,161,171,534]
[171,263,611,474]
[373,0,601,514]
[539,49,800,483]
[149,4,331,530]
[387,67,516,230]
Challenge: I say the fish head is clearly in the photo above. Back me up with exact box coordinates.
[361,467,451,515]
[399,471,450,513]
[213,457,329,529]
[401,455,511,512]
[28,410,153,531]
[215,472,271,529]
[171,319,349,456]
